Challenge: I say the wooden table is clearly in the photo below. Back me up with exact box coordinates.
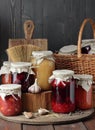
[0,112,95,130]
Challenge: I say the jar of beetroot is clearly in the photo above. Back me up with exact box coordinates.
[74,74,93,110]
[0,84,22,116]
[0,61,11,84]
[10,62,35,92]
[49,69,75,113]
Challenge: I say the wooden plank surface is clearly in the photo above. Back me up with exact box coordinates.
[54,122,87,130]
[83,113,95,130]
[0,118,21,130]
[23,125,54,130]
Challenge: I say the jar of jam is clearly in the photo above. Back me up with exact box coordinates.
[49,69,75,113]
[10,62,35,92]
[74,74,93,110]
[0,84,22,116]
[0,61,11,84]
[31,51,55,90]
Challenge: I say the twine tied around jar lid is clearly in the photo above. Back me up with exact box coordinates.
[74,74,93,92]
[49,69,74,85]
[0,84,21,100]
[31,50,55,65]
[10,62,35,75]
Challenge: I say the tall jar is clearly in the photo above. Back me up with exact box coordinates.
[74,74,93,110]
[10,62,35,92]
[0,84,22,116]
[31,51,55,90]
[0,61,11,84]
[49,69,75,113]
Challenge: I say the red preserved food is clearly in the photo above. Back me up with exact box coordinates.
[49,70,75,113]
[12,72,35,92]
[1,74,12,84]
[0,84,22,116]
[0,62,35,93]
[75,85,92,109]
[74,74,93,110]
[0,95,22,116]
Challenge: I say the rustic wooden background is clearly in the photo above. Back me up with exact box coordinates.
[0,0,95,66]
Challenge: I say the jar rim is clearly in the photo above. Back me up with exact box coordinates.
[53,69,74,76]
[59,45,77,54]
[32,50,53,57]
[0,84,21,90]
[74,74,93,80]
[11,62,31,68]
[3,61,11,66]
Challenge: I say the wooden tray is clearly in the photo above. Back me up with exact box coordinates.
[0,109,94,125]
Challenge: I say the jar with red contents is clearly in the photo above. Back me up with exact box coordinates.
[0,61,11,84]
[74,74,93,110]
[0,84,22,116]
[10,62,35,92]
[49,69,75,113]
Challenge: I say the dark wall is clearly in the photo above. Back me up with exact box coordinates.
[0,0,95,66]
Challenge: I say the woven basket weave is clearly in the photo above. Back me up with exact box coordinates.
[54,18,95,81]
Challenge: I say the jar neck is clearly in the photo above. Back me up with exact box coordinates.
[0,88,21,100]
[32,55,55,65]
[49,74,73,84]
[76,79,92,92]
[10,66,35,74]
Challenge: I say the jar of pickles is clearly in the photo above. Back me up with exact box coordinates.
[49,69,75,113]
[0,84,22,116]
[74,74,93,110]
[0,61,11,84]
[10,62,35,92]
[31,51,55,90]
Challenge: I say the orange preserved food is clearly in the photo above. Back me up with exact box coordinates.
[31,51,55,90]
[74,74,93,110]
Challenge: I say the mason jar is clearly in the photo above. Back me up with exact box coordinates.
[0,84,22,116]
[31,51,55,90]
[10,62,35,92]
[49,69,75,113]
[74,74,93,110]
[0,61,11,84]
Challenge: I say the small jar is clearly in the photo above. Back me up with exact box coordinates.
[31,51,55,90]
[0,61,11,84]
[0,84,22,116]
[10,62,35,92]
[74,74,93,110]
[49,69,75,113]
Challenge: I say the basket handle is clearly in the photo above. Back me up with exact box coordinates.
[77,18,95,58]
[24,20,34,40]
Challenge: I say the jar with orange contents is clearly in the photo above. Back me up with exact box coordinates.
[74,74,93,110]
[31,51,55,90]
[0,84,22,116]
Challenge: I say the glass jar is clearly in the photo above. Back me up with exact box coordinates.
[0,61,11,84]
[49,69,75,113]
[0,84,22,116]
[31,51,55,90]
[74,74,93,110]
[10,62,35,92]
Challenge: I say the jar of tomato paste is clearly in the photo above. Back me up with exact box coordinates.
[49,69,75,113]
[74,74,93,110]
[10,62,35,92]
[0,84,22,116]
[0,61,11,84]
[31,51,55,90]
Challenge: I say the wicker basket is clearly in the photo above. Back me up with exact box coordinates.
[54,18,95,81]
